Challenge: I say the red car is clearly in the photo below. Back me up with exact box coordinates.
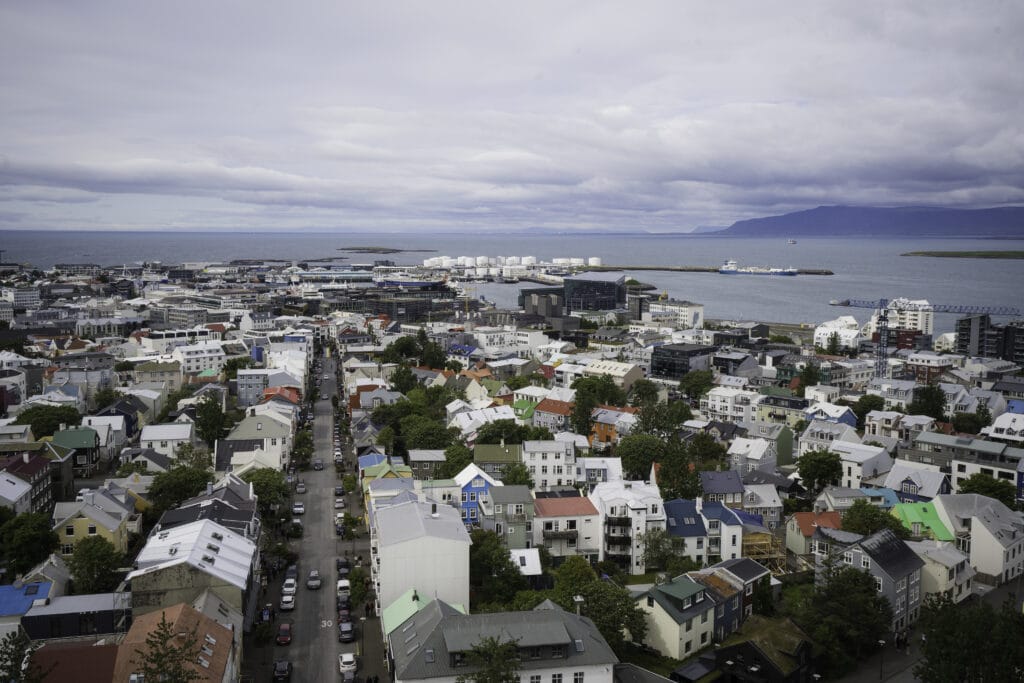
[276,623,292,645]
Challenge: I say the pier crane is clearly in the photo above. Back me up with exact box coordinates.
[830,298,1022,378]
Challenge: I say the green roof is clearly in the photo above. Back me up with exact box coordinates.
[51,427,98,450]
[472,443,522,463]
[197,368,219,377]
[381,588,466,636]
[479,378,506,396]
[512,399,536,420]
[420,479,457,488]
[136,361,180,372]
[719,615,810,676]
[759,386,795,397]
[891,502,953,541]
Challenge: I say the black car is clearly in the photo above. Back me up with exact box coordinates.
[313,459,324,471]
[273,659,293,681]
[338,621,356,643]
[285,564,298,580]
[334,485,345,496]
[336,557,351,578]
[335,523,345,536]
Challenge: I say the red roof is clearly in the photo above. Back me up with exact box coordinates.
[535,398,573,416]
[262,386,300,404]
[534,496,598,517]
[792,511,842,538]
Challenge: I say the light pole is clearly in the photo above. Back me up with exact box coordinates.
[878,639,886,680]
[360,615,367,657]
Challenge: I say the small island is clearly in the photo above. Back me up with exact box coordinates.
[902,250,1024,259]
[337,246,437,254]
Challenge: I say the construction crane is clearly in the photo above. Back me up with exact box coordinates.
[830,298,1022,378]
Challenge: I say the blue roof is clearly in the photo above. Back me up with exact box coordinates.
[860,487,901,509]
[734,509,765,527]
[700,501,741,525]
[1006,399,1024,414]
[357,453,388,469]
[664,499,707,537]
[699,470,744,494]
[449,344,478,355]
[0,582,51,617]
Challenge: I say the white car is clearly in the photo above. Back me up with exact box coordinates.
[279,594,295,611]
[334,498,346,509]
[282,578,297,596]
[338,653,357,673]
[292,502,305,515]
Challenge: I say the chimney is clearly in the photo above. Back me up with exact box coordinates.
[206,482,213,496]
[23,452,30,464]
[431,503,438,518]
[85,491,95,505]
[412,590,419,603]
[59,423,67,432]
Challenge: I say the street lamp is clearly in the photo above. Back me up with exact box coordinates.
[360,616,367,657]
[878,639,886,680]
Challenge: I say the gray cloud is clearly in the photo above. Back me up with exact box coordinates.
[0,1,1022,232]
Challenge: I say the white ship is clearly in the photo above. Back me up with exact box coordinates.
[718,260,798,276]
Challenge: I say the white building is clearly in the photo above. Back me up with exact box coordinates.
[589,481,666,575]
[727,437,775,474]
[140,422,197,459]
[700,387,764,423]
[932,494,1024,586]
[171,341,226,376]
[830,441,893,489]
[905,540,975,604]
[370,500,471,613]
[645,299,705,329]
[865,298,934,336]
[814,316,862,349]
[532,495,601,563]
[521,440,575,491]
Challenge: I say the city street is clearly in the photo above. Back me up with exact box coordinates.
[246,354,382,682]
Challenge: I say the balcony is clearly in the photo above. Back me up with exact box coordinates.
[506,513,529,523]
[605,551,631,564]
[542,529,578,541]
[605,515,631,527]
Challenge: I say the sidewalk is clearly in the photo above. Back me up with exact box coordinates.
[837,638,923,683]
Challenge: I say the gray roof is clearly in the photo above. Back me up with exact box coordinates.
[699,470,744,494]
[489,485,533,504]
[857,529,925,580]
[934,493,1024,547]
[375,500,471,547]
[24,591,131,617]
[408,449,446,463]
[713,557,770,583]
[391,600,617,681]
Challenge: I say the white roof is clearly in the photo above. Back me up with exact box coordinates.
[509,548,543,576]
[728,437,771,460]
[374,499,471,547]
[141,422,194,441]
[0,474,31,504]
[453,463,501,488]
[883,463,948,498]
[830,440,889,464]
[743,484,783,509]
[129,519,255,589]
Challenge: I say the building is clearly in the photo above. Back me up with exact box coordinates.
[898,432,1024,497]
[370,500,471,614]
[563,271,626,312]
[931,493,1024,585]
[727,437,775,474]
[140,422,197,459]
[663,498,709,567]
[52,489,136,556]
[479,485,535,549]
[814,316,862,349]
[699,501,744,562]
[785,511,842,558]
[532,398,574,433]
[171,340,226,376]
[701,387,764,424]
[0,451,53,513]
[590,481,666,575]
[522,440,576,491]
[645,299,705,329]
[741,485,783,530]
[532,494,600,565]
[650,344,714,381]
[831,441,892,490]
[905,540,975,604]
[22,592,132,640]
[636,574,716,660]
[956,315,1024,365]
[699,471,745,509]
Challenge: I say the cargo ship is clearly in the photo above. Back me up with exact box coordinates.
[718,260,798,276]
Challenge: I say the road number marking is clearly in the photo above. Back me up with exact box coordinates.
[322,619,333,628]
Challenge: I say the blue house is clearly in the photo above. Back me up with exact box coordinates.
[0,581,52,632]
[664,499,709,566]
[453,463,501,527]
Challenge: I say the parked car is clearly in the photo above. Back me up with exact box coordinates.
[334,498,346,509]
[285,564,298,580]
[336,579,351,598]
[338,621,355,643]
[334,485,345,496]
[335,523,345,536]
[276,623,293,645]
[336,557,350,577]
[306,569,322,590]
[295,482,307,494]
[282,578,297,596]
[292,502,305,515]
[338,653,357,673]
[279,594,295,611]
[335,512,345,525]
[273,659,293,681]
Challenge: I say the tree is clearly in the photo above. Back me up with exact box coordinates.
[221,355,254,381]
[420,342,448,371]
[400,414,458,450]
[686,431,726,465]
[114,359,135,372]
[796,447,841,495]
[381,335,420,363]
[148,466,215,512]
[570,392,597,436]
[474,420,550,445]
[0,631,52,683]
[852,393,886,428]
[826,331,841,355]
[629,378,660,407]
[657,443,702,500]
[915,594,1024,683]
[678,369,714,399]
[635,400,692,438]
[572,374,627,407]
[13,404,81,438]
[454,636,521,683]
[468,529,528,609]
[907,384,947,421]
[615,434,667,479]
[795,363,820,396]
[131,611,203,683]
[172,443,212,470]
[437,442,473,479]
[157,385,197,422]
[504,375,531,391]
[195,393,227,448]
[797,565,892,676]
[69,536,125,593]
[93,387,125,410]
[291,427,314,467]
[499,462,534,488]
[956,473,1018,509]
[0,512,59,575]
[769,334,794,344]
[639,527,677,571]
[390,365,419,395]
[841,500,908,538]
[241,468,291,518]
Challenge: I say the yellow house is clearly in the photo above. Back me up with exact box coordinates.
[51,490,135,556]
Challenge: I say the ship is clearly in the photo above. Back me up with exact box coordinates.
[718,260,798,276]
[788,239,797,245]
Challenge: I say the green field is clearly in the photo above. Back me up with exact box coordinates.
[902,250,1024,259]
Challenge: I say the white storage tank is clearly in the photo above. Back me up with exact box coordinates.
[476,256,490,267]
[522,256,537,265]
[588,257,603,267]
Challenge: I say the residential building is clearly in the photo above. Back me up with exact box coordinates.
[589,405,637,450]
[663,498,709,567]
[727,437,775,474]
[0,451,53,513]
[645,298,705,328]
[574,456,622,492]
[533,495,601,564]
[905,540,975,604]
[221,412,292,469]
[171,340,226,376]
[472,443,523,480]
[134,360,183,391]
[699,501,744,562]
[932,493,1024,585]
[890,502,954,542]
[532,398,574,433]
[22,592,132,640]
[741,485,783,530]
[581,360,643,393]
[814,316,862,350]
[52,489,136,556]
[899,432,1024,496]
[479,485,534,549]
[785,511,842,558]
[522,440,575,490]
[699,471,745,509]
[883,462,951,503]
[797,420,861,459]
[0,470,31,514]
[755,394,810,428]
[712,616,814,683]
[454,463,502,527]
[407,449,446,480]
[708,557,772,619]
[865,411,936,448]
[701,387,764,424]
[590,481,666,575]
[636,574,716,659]
[832,441,893,489]
[140,422,197,459]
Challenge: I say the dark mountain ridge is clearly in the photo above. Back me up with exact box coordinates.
[719,205,1024,237]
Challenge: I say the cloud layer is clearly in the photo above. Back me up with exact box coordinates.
[1,1,1022,232]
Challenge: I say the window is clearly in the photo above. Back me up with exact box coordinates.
[65,526,74,536]
[897,577,907,591]
[61,544,74,555]
[469,509,477,520]
[461,492,468,502]
[686,618,692,632]
[530,676,541,683]
[843,551,853,565]
[469,492,477,502]
[552,674,563,683]
[574,674,584,683]
[529,647,542,659]
[701,610,708,624]
[647,596,654,607]
[875,576,883,592]
[717,604,724,617]
[494,505,502,513]
[745,584,753,596]
[685,640,692,653]
[87,525,97,535]
[551,646,565,659]
[862,556,871,570]
[651,504,659,514]
[701,631,708,645]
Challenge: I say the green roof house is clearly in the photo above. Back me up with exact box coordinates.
[891,502,954,541]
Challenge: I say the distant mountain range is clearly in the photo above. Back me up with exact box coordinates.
[716,205,1024,237]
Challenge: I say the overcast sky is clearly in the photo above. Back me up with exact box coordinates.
[1,2,1022,232]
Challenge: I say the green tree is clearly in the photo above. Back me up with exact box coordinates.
[629,378,660,407]
[504,375,531,391]
[454,636,521,683]
[130,611,203,683]
[0,631,52,683]
[639,527,677,571]
[951,412,985,434]
[572,374,627,407]
[390,365,419,394]
[499,462,534,488]
[956,473,1018,509]
[796,565,892,676]
[657,443,702,500]
[420,341,448,370]
[221,355,254,381]
[796,447,841,496]
[148,466,215,512]
[751,576,775,616]
[195,393,227,448]
[826,331,841,355]
[795,363,820,397]
[93,387,125,410]
[769,334,794,344]
[349,566,369,607]
[437,442,473,479]
[678,369,714,399]
[241,468,292,518]
[474,419,551,445]
[117,461,149,477]
[615,433,667,479]
[570,392,597,436]
[400,414,458,450]
[13,404,81,438]
[686,431,727,465]
[172,443,212,470]
[0,512,59,575]
[468,529,528,609]
[915,594,1024,683]
[382,335,420,363]
[634,400,692,438]
[69,536,125,593]
[551,557,646,649]
[907,384,948,421]
[291,427,314,467]
[841,500,908,538]
[157,385,197,422]
[851,393,887,428]
[975,401,992,428]
[114,359,135,372]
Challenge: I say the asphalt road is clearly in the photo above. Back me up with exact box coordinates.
[269,355,382,683]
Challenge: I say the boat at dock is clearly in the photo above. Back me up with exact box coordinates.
[788,239,797,245]
[718,260,798,276]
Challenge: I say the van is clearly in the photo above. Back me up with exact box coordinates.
[336,579,351,598]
